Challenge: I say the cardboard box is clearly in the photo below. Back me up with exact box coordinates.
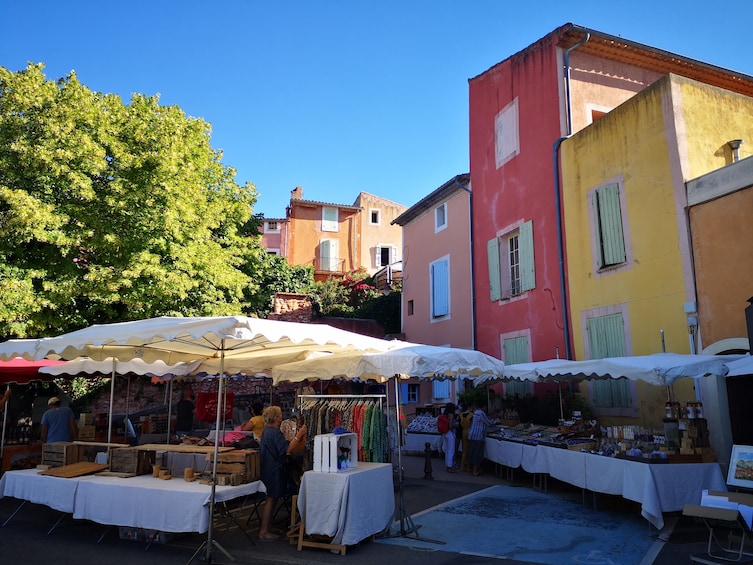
[313,433,358,473]
[683,490,753,531]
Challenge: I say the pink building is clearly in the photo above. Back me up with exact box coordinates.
[392,174,473,408]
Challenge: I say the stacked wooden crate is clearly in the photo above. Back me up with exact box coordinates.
[110,447,156,475]
[42,442,84,468]
[78,413,96,440]
[205,449,260,486]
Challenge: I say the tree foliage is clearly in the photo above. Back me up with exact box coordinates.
[0,64,271,338]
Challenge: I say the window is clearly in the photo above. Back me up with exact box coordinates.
[320,239,339,272]
[322,206,338,232]
[503,335,532,397]
[495,98,519,168]
[264,221,280,233]
[375,245,396,267]
[487,220,535,301]
[433,380,450,400]
[407,300,414,316]
[592,183,626,269]
[266,249,280,256]
[587,313,631,408]
[430,257,449,319]
[434,203,447,233]
[401,383,419,404]
[370,209,380,225]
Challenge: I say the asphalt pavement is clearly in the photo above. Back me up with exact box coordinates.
[0,453,719,565]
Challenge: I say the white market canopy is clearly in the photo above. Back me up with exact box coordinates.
[271,342,507,385]
[38,356,201,378]
[474,352,744,387]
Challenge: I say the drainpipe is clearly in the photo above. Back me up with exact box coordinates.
[553,31,590,360]
[459,180,477,350]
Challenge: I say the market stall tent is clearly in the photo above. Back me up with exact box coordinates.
[0,315,396,563]
[0,358,68,385]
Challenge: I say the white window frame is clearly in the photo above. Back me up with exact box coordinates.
[374,244,396,267]
[434,202,447,233]
[369,208,381,225]
[487,220,535,302]
[588,178,632,277]
[322,206,339,232]
[319,238,339,272]
[266,248,280,256]
[430,255,450,321]
[264,221,281,234]
[495,98,520,169]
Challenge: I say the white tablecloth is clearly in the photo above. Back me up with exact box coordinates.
[484,438,727,529]
[0,469,79,513]
[0,469,265,533]
[297,462,394,546]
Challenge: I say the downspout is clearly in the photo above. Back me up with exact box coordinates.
[553,31,590,360]
[460,181,477,350]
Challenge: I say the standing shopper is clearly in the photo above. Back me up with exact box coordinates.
[259,405,307,541]
[175,386,195,435]
[437,403,457,473]
[40,397,77,443]
[466,402,494,477]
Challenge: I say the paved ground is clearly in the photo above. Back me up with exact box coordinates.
[0,453,722,564]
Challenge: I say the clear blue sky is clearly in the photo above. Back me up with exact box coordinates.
[3,2,752,218]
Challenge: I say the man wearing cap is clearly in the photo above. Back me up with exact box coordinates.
[41,397,77,443]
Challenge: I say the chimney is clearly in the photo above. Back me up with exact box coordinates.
[291,186,303,200]
[728,139,743,163]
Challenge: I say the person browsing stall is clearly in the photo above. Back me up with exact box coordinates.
[40,397,77,443]
[259,405,307,542]
[241,401,265,439]
[175,386,195,435]
[437,402,458,473]
[466,402,495,477]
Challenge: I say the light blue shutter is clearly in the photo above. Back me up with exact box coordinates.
[519,221,535,291]
[433,380,450,399]
[400,383,409,405]
[594,184,626,267]
[431,260,449,317]
[320,240,331,270]
[322,207,338,232]
[487,238,501,301]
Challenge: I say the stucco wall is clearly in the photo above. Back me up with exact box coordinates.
[401,189,473,349]
[354,192,406,275]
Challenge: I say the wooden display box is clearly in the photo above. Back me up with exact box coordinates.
[42,442,83,468]
[110,447,155,475]
[78,425,96,440]
[205,448,260,483]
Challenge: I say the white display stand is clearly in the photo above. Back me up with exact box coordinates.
[313,433,358,473]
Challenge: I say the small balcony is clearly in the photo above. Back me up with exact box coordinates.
[313,257,346,274]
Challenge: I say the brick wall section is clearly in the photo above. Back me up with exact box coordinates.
[267,292,313,323]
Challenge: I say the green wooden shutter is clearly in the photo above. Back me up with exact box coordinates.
[587,313,629,407]
[594,184,626,268]
[519,220,535,291]
[487,237,501,301]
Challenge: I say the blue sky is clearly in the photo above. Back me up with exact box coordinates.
[3,2,753,218]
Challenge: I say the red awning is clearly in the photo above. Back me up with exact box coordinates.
[0,358,68,385]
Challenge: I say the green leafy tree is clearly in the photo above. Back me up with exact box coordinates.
[0,64,264,338]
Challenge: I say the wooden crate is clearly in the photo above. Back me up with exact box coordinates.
[42,442,83,468]
[206,449,260,483]
[110,448,156,475]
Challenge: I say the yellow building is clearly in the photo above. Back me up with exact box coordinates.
[560,74,753,437]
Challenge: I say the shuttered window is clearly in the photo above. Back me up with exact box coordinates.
[587,313,630,407]
[322,206,339,232]
[431,258,449,318]
[503,336,532,397]
[433,379,450,400]
[487,219,535,302]
[593,184,626,268]
[487,237,501,302]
